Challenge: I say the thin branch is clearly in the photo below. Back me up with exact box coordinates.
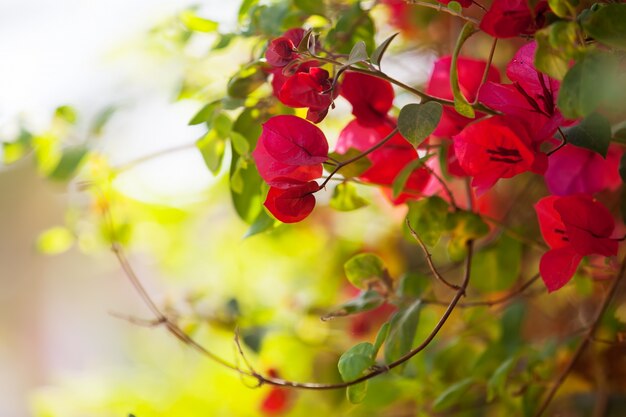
[319,128,398,189]
[423,164,460,211]
[473,38,497,105]
[113,142,196,173]
[406,217,463,292]
[406,0,480,24]
[546,127,568,156]
[533,256,626,417]
[98,186,476,391]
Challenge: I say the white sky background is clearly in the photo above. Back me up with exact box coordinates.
[0,0,241,205]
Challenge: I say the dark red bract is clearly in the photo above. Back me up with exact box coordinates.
[340,72,395,127]
[535,195,618,292]
[479,41,570,143]
[453,115,547,194]
[336,120,431,202]
[278,67,334,123]
[264,181,320,223]
[252,115,328,188]
[265,28,306,68]
[480,0,548,38]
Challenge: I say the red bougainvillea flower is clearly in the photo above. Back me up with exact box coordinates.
[535,195,618,292]
[426,56,500,137]
[453,115,547,194]
[340,72,395,127]
[479,41,569,143]
[480,0,548,38]
[336,120,431,202]
[278,67,335,123]
[260,369,292,415]
[265,28,305,67]
[252,115,328,188]
[545,144,622,196]
[264,181,320,223]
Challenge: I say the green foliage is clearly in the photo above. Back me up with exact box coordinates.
[322,290,385,320]
[325,3,375,54]
[37,226,75,254]
[344,253,388,290]
[370,33,399,69]
[450,23,477,118]
[330,182,368,211]
[48,145,88,181]
[432,377,475,412]
[384,299,422,364]
[406,196,449,247]
[534,21,579,80]
[557,50,617,119]
[581,3,626,50]
[397,102,443,148]
[471,234,522,292]
[328,148,372,178]
[446,211,489,261]
[562,112,611,157]
[338,342,376,403]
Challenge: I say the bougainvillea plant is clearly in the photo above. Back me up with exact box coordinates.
[5,0,626,416]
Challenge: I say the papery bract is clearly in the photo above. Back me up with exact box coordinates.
[340,72,395,127]
[336,120,431,202]
[453,116,547,194]
[426,56,500,137]
[265,28,306,68]
[535,195,618,291]
[545,144,622,196]
[264,181,320,223]
[252,115,328,187]
[479,42,569,143]
[480,0,548,38]
[278,67,334,123]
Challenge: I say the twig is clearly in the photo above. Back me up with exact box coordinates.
[473,38,497,105]
[533,256,626,417]
[546,128,568,156]
[113,142,196,173]
[423,164,460,211]
[319,128,398,189]
[406,0,480,24]
[406,217,463,292]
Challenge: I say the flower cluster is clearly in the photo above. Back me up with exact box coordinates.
[252,22,622,292]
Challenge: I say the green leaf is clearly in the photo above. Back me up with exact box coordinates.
[328,148,372,178]
[346,41,368,66]
[196,131,225,174]
[48,145,88,181]
[487,357,516,401]
[227,64,267,99]
[294,0,325,16]
[557,51,617,119]
[244,209,276,238]
[338,342,376,381]
[471,234,522,293]
[446,211,489,261]
[230,150,264,223]
[346,382,368,404]
[37,226,74,255]
[562,112,611,157]
[432,378,475,412]
[397,102,443,148]
[297,28,314,52]
[230,131,250,156]
[330,182,368,211]
[447,1,462,13]
[189,101,221,125]
[405,196,449,247]
[384,299,422,364]
[179,10,218,32]
[321,290,385,320]
[534,23,576,80]
[325,3,375,54]
[54,105,78,124]
[581,3,626,50]
[450,23,477,118]
[373,322,390,355]
[548,0,575,18]
[370,33,399,68]
[344,253,387,290]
